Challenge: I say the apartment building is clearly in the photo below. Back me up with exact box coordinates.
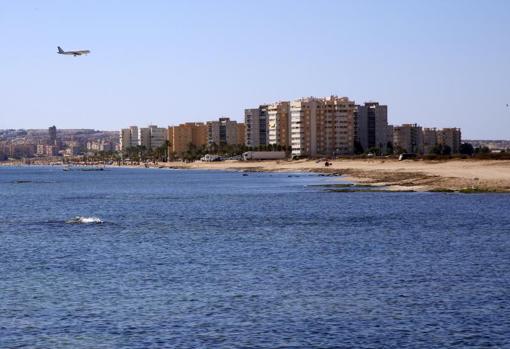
[356,102,389,153]
[86,140,113,152]
[438,128,461,154]
[393,124,424,154]
[120,126,139,151]
[207,117,245,146]
[386,125,394,148]
[48,126,57,145]
[422,128,438,154]
[268,101,291,148]
[245,105,269,148]
[167,122,208,156]
[138,125,168,149]
[36,144,58,157]
[291,96,356,157]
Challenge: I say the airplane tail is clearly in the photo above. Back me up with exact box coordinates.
[57,46,64,53]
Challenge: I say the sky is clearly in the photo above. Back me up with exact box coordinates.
[0,0,509,139]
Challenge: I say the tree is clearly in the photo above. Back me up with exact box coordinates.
[474,146,490,154]
[154,141,169,162]
[354,141,364,155]
[394,146,407,155]
[430,143,452,156]
[208,142,219,154]
[385,142,394,155]
[367,147,381,156]
[459,143,474,156]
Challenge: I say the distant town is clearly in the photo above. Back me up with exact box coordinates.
[1,95,509,162]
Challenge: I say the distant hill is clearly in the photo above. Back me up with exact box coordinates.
[464,140,510,150]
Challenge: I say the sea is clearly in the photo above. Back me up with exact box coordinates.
[0,166,509,348]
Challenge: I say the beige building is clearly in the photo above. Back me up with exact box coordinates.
[87,140,113,152]
[393,124,424,154]
[291,96,356,157]
[138,125,168,149]
[167,122,208,156]
[438,128,461,154]
[236,123,245,145]
[120,126,139,151]
[207,117,244,146]
[36,144,58,157]
[268,101,291,148]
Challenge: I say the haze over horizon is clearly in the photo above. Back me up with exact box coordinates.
[1,0,509,139]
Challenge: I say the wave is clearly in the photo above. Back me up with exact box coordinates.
[66,216,103,224]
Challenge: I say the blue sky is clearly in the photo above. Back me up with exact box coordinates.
[1,0,509,138]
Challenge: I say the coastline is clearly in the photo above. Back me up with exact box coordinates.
[149,158,510,193]
[3,158,510,193]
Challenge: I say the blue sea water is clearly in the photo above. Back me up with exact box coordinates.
[0,166,509,348]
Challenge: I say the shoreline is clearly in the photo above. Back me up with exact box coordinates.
[3,158,510,193]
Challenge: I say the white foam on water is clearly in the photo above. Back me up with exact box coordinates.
[66,216,103,224]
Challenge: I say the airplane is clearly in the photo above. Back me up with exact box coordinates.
[57,46,90,56]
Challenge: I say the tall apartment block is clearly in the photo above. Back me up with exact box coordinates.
[138,125,168,149]
[438,128,461,154]
[120,126,139,151]
[48,126,57,145]
[393,124,424,154]
[207,117,245,146]
[167,122,208,156]
[291,96,356,157]
[356,102,389,152]
[268,101,291,148]
[245,105,269,148]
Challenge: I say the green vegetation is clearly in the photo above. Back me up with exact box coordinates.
[430,143,452,156]
[459,143,474,155]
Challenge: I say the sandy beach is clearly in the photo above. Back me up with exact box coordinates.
[156,159,510,192]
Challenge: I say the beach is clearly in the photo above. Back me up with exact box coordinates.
[157,159,510,192]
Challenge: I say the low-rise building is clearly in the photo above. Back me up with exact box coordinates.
[36,144,58,157]
[87,140,113,152]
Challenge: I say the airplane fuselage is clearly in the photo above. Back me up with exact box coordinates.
[57,46,90,56]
